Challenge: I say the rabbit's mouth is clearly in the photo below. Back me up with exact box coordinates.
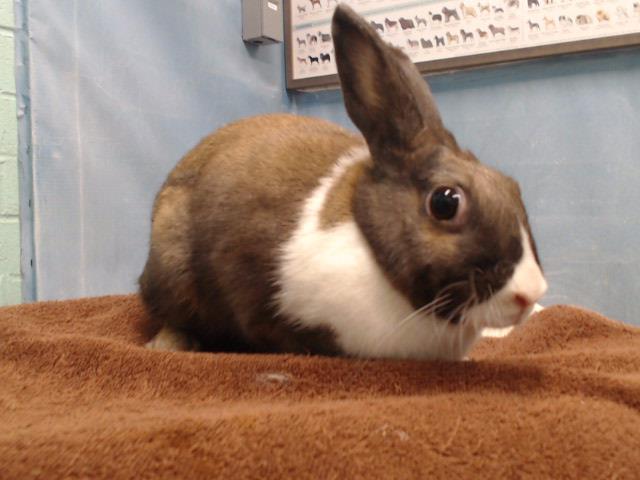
[429,265,517,325]
[425,281,476,325]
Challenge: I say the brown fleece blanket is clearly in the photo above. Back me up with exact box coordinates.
[1,296,640,479]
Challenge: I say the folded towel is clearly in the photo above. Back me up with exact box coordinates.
[1,295,639,479]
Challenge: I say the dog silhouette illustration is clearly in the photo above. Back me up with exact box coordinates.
[446,31,460,43]
[407,38,419,48]
[370,20,384,33]
[575,14,592,24]
[442,6,460,21]
[558,15,573,26]
[385,17,399,31]
[318,31,332,42]
[399,17,416,29]
[420,37,434,48]
[460,3,478,17]
[460,29,474,41]
[488,24,505,36]
[478,2,491,14]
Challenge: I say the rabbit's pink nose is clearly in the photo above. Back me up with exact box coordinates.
[513,293,533,309]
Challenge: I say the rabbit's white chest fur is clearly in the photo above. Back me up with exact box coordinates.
[275,148,481,360]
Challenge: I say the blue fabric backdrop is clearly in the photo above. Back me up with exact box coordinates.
[17,0,640,324]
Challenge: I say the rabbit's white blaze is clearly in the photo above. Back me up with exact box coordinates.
[276,148,482,360]
[509,226,548,306]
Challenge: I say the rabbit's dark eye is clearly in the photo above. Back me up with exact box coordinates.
[427,186,466,222]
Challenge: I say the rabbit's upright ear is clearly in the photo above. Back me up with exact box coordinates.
[332,5,452,160]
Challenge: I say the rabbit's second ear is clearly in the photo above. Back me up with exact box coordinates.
[332,5,447,158]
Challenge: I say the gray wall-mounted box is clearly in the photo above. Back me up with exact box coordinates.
[242,0,283,44]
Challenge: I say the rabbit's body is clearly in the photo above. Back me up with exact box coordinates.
[141,115,362,355]
[141,5,547,360]
[141,114,503,359]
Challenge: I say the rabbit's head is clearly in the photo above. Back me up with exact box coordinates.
[332,5,547,328]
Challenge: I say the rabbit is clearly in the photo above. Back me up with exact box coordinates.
[140,4,548,361]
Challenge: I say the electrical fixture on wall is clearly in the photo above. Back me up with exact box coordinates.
[242,0,283,44]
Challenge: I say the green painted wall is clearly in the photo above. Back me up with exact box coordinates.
[0,0,21,305]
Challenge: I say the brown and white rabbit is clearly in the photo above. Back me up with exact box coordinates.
[139,5,547,360]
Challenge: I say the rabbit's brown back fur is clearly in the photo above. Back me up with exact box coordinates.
[140,114,363,353]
